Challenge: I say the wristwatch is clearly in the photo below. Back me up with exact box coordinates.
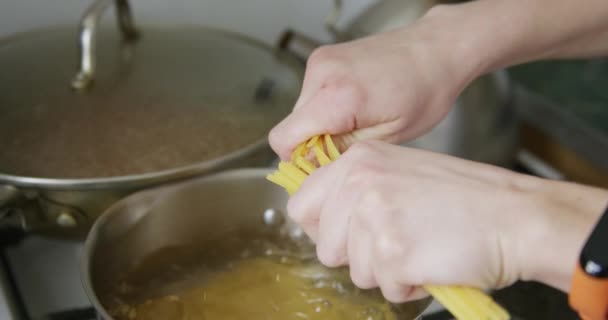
[570,205,608,320]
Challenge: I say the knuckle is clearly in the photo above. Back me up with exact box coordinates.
[359,186,389,213]
[373,232,401,262]
[379,285,411,304]
[286,197,305,224]
[268,128,283,152]
[380,253,424,286]
[399,267,424,286]
[320,76,367,114]
[307,45,339,70]
[316,243,343,268]
[350,267,376,289]
[345,140,381,161]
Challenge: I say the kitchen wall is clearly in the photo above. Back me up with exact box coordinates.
[0,0,373,44]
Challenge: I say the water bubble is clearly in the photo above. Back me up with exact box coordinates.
[128,307,137,320]
[313,280,328,289]
[117,282,134,294]
[332,281,348,295]
[240,249,251,258]
[356,306,386,320]
[307,298,332,313]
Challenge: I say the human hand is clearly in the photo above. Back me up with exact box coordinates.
[269,11,480,160]
[287,140,608,302]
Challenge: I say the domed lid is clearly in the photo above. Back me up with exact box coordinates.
[0,24,301,180]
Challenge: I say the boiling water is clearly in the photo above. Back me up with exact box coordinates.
[105,225,423,320]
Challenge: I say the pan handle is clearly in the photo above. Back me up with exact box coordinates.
[0,186,19,208]
[325,0,343,36]
[276,0,342,61]
[277,0,352,61]
[0,185,86,242]
[0,186,26,246]
[71,0,140,90]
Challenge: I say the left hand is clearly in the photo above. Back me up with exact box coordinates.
[287,140,607,302]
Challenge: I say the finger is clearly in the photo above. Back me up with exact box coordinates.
[290,216,319,244]
[347,217,377,289]
[286,163,340,244]
[369,226,420,303]
[405,287,430,301]
[292,71,323,112]
[378,281,415,304]
[292,49,337,112]
[315,171,354,267]
[372,260,413,304]
[268,84,361,160]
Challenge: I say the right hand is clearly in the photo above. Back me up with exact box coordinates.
[287,140,608,298]
[269,9,481,160]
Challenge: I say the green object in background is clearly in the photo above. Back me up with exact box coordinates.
[509,59,608,133]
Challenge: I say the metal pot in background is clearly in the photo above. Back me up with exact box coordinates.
[0,0,303,238]
[82,168,433,319]
[280,0,519,166]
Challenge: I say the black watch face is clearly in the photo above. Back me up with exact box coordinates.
[580,206,608,278]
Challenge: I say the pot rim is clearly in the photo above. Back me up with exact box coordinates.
[79,168,276,320]
[0,138,270,190]
[0,25,303,190]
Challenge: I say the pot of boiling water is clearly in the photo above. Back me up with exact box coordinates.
[81,169,432,319]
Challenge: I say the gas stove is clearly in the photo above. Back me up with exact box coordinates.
[0,150,570,320]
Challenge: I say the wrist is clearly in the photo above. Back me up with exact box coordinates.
[419,1,544,77]
[414,4,490,89]
[515,178,608,291]
[421,0,608,73]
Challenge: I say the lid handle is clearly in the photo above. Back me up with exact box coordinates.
[325,0,343,36]
[277,0,343,59]
[71,0,140,90]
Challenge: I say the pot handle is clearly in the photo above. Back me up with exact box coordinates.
[0,185,19,208]
[0,185,86,239]
[0,186,26,246]
[71,0,140,90]
[325,0,343,37]
[278,0,351,61]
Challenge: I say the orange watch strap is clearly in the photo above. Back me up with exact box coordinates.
[570,264,608,320]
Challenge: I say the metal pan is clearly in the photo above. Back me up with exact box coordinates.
[81,168,433,319]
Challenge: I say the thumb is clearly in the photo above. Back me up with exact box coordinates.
[268,86,360,160]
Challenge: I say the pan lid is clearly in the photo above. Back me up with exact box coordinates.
[0,24,301,180]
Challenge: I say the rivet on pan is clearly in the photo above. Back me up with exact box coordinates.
[263,208,285,227]
[56,212,77,227]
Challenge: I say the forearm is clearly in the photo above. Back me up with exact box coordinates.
[424,0,608,78]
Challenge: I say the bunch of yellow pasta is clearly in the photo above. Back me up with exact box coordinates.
[266,134,510,320]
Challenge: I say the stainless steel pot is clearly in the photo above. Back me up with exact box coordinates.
[82,168,433,319]
[0,0,303,238]
[280,0,519,166]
